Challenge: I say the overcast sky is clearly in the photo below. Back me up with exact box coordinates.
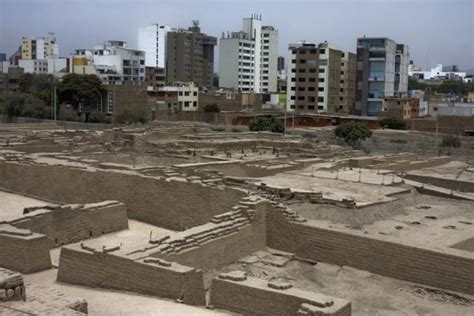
[1,0,473,70]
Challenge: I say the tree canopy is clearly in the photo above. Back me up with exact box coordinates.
[202,103,221,113]
[57,74,107,112]
[249,117,285,133]
[334,122,372,145]
[2,93,48,118]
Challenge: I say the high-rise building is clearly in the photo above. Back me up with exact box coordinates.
[73,40,145,85]
[20,33,58,60]
[355,37,409,116]
[219,15,278,93]
[0,53,6,63]
[286,42,356,114]
[166,21,217,87]
[138,24,172,68]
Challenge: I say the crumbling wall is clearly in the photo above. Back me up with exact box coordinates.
[266,208,474,295]
[0,161,245,230]
[57,247,205,306]
[0,225,51,273]
[152,201,268,270]
[7,201,129,248]
[210,273,351,316]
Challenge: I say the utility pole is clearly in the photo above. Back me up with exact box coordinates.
[410,119,414,153]
[435,120,439,156]
[284,111,287,135]
[53,85,57,121]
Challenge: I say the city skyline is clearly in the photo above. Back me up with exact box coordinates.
[1,0,473,71]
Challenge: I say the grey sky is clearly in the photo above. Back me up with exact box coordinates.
[1,0,473,70]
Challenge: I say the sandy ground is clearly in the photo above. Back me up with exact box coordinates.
[24,269,231,316]
[257,172,408,205]
[0,190,55,221]
[50,220,173,266]
[214,249,474,316]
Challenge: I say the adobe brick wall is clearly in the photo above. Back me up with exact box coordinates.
[0,161,245,231]
[210,276,351,316]
[266,208,474,295]
[153,202,268,270]
[8,202,129,248]
[0,227,51,273]
[403,174,474,193]
[57,247,206,306]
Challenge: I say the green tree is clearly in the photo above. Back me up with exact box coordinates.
[249,117,284,133]
[408,78,428,90]
[114,105,148,124]
[202,103,221,113]
[57,74,106,112]
[3,94,47,118]
[380,117,407,129]
[334,122,372,146]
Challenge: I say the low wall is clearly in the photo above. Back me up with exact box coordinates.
[266,208,474,295]
[0,225,51,273]
[211,273,351,316]
[152,200,268,271]
[57,247,205,305]
[7,201,128,248]
[404,173,474,193]
[0,161,245,231]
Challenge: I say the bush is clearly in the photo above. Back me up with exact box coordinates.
[249,117,284,133]
[380,117,407,130]
[202,103,220,113]
[231,128,243,133]
[88,111,107,123]
[211,127,226,132]
[3,94,48,118]
[441,135,461,148]
[334,122,372,146]
[114,105,148,124]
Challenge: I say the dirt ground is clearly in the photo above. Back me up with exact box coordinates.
[213,249,474,316]
[0,190,55,221]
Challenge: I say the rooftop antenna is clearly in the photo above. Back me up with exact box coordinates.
[192,20,199,27]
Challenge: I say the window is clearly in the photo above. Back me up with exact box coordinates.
[291,68,296,73]
[298,78,306,82]
[319,78,325,82]
[299,59,306,63]
[308,87,315,91]
[291,96,295,100]
[341,71,344,75]
[309,78,316,82]
[184,91,190,96]
[298,96,305,101]
[299,68,306,73]
[291,87,296,91]
[340,80,344,84]
[319,68,325,73]
[340,97,344,101]
[318,97,324,102]
[308,96,315,102]
[193,91,198,96]
[308,105,315,110]
[298,87,305,91]
[291,78,296,82]
[193,101,197,107]
[318,87,324,92]
[320,49,326,54]
[309,49,317,54]
[340,88,344,92]
[291,59,297,63]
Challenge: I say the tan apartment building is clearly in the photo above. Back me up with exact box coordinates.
[20,33,58,60]
[166,21,217,87]
[286,42,355,114]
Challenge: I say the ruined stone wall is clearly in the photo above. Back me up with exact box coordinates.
[153,202,268,270]
[0,227,51,273]
[57,247,205,306]
[8,202,129,248]
[210,275,351,316]
[266,208,474,295]
[0,161,245,231]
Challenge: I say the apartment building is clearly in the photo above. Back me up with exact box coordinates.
[154,82,199,113]
[73,40,145,85]
[355,37,409,116]
[219,15,278,93]
[138,24,172,68]
[286,42,356,114]
[20,33,58,60]
[166,21,217,87]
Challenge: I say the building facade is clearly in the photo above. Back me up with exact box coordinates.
[219,15,278,93]
[20,33,58,61]
[138,24,172,68]
[153,82,199,113]
[355,37,409,116]
[73,41,145,85]
[166,22,217,87]
[286,42,356,114]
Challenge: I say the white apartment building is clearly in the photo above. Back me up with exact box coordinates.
[73,41,145,85]
[219,15,278,93]
[18,58,68,75]
[409,64,467,81]
[159,82,199,112]
[138,24,172,68]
